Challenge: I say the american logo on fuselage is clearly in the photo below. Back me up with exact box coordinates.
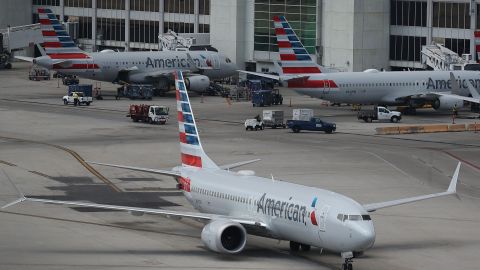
[256,193,308,225]
[426,77,480,90]
[145,56,205,69]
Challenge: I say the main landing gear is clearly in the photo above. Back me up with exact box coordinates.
[289,241,311,252]
[341,251,354,270]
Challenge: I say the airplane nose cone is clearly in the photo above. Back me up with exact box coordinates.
[354,225,375,250]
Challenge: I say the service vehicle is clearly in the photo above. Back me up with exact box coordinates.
[128,104,169,124]
[63,84,93,106]
[28,67,50,81]
[286,117,336,133]
[357,106,402,123]
[244,118,264,131]
[262,110,286,128]
[62,75,79,85]
[292,108,314,121]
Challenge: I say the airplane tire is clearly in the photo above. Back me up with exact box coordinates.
[300,244,311,251]
[289,241,300,252]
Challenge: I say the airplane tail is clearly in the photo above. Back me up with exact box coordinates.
[273,15,321,75]
[38,8,89,60]
[175,71,219,170]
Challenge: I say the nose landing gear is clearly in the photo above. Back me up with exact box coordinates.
[341,251,354,270]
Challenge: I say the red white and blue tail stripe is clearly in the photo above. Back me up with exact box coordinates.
[38,8,92,62]
[175,71,218,169]
[273,15,321,74]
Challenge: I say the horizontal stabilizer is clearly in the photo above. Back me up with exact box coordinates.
[14,56,34,62]
[363,162,461,212]
[220,159,261,170]
[87,161,181,177]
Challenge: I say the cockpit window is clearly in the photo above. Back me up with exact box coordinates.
[226,58,231,63]
[349,215,362,221]
[337,214,343,221]
[362,215,371,220]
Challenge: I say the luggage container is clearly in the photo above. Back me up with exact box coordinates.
[292,109,314,121]
[263,110,286,128]
[68,84,93,97]
[120,84,153,100]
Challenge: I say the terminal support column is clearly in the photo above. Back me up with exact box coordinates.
[125,0,130,51]
[92,0,97,52]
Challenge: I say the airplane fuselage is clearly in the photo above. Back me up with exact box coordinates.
[178,167,375,253]
[42,50,236,84]
[290,70,480,105]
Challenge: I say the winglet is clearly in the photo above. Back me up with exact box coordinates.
[447,162,461,194]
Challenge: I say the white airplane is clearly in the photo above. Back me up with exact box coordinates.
[242,16,480,113]
[3,70,462,270]
[15,8,237,94]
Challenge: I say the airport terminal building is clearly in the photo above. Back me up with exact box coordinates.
[2,0,480,72]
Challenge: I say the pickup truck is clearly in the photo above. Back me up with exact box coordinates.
[357,106,401,123]
[286,117,336,133]
[63,91,93,106]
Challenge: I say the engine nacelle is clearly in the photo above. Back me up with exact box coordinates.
[185,75,210,93]
[432,96,464,110]
[201,220,247,254]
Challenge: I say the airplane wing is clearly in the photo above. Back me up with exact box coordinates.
[363,162,460,212]
[14,56,34,62]
[2,196,267,228]
[432,92,480,104]
[429,72,480,104]
[87,161,181,178]
[220,159,261,170]
[238,70,280,80]
[238,70,311,82]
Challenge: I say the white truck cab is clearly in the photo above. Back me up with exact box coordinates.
[148,106,169,124]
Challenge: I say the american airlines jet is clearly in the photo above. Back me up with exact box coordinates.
[15,8,237,93]
[242,16,480,113]
[4,70,461,270]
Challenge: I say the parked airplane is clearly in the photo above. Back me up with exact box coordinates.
[241,16,480,113]
[15,8,237,94]
[3,70,461,270]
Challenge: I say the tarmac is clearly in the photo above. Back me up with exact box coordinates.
[0,62,480,270]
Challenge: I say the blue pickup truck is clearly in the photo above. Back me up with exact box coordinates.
[286,117,336,134]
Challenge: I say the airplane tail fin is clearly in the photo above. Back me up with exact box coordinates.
[175,71,219,170]
[273,16,321,75]
[38,8,89,60]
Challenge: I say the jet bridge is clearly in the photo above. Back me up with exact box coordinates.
[0,23,43,69]
[158,30,195,51]
[421,43,480,71]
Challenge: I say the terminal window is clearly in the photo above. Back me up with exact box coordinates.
[254,0,317,54]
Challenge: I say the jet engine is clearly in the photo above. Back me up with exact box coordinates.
[185,75,210,93]
[201,220,247,254]
[432,96,464,110]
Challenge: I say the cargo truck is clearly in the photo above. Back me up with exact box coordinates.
[128,104,169,124]
[63,84,93,106]
[357,106,402,123]
[286,117,336,134]
[262,110,286,128]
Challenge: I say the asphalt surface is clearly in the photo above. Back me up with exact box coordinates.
[0,62,480,270]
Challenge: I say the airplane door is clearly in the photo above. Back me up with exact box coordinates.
[211,55,220,69]
[318,205,330,232]
[323,80,330,95]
